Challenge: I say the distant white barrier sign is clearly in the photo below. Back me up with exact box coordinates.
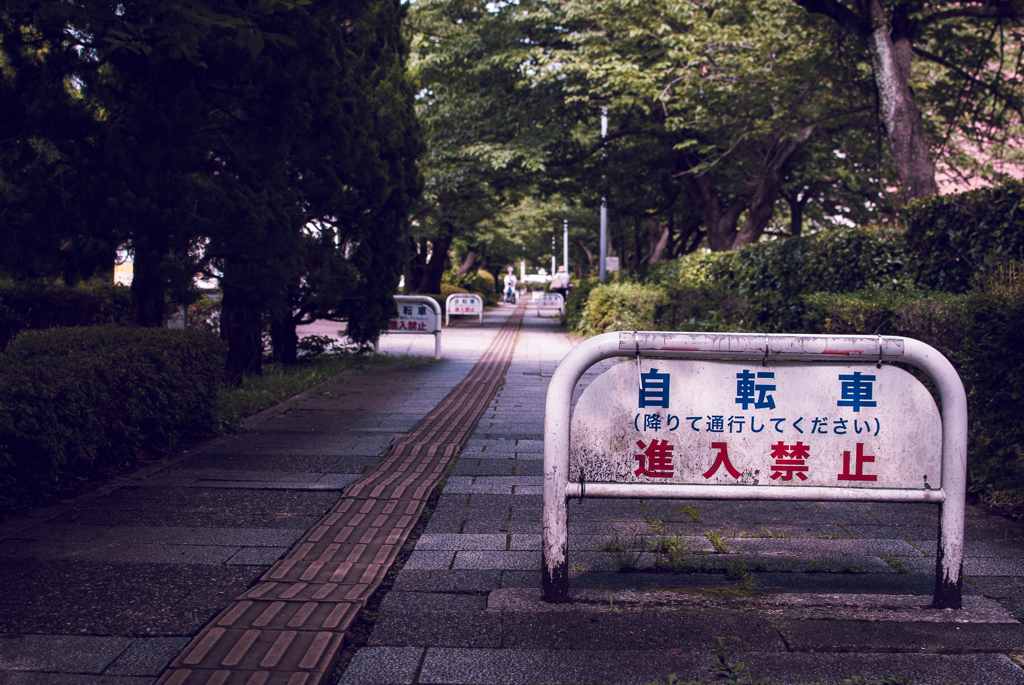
[537,293,564,317]
[445,293,484,326]
[379,296,442,359]
[542,331,968,610]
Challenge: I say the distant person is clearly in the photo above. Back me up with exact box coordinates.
[503,267,518,304]
[549,265,570,300]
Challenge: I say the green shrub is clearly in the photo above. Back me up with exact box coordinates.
[803,269,1024,509]
[474,269,497,305]
[564,276,600,331]
[0,279,134,349]
[702,225,908,332]
[442,267,498,304]
[0,326,226,495]
[575,282,670,337]
[905,180,1024,292]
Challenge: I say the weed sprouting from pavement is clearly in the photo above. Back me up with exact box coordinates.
[677,505,702,522]
[878,553,909,574]
[705,530,730,554]
[601,530,646,571]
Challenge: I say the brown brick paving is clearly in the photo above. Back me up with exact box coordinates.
[157,303,525,684]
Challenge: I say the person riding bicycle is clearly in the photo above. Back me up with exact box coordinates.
[503,267,518,304]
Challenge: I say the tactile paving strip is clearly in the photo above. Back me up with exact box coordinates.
[157,303,525,684]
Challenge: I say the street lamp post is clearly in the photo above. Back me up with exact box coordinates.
[599,107,608,283]
[563,219,569,274]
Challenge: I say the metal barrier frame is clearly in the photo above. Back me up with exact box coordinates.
[445,293,484,326]
[377,295,442,360]
[537,293,565,317]
[542,331,968,608]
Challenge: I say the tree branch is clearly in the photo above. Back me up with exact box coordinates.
[792,0,866,33]
[918,6,1024,29]
[912,44,1024,122]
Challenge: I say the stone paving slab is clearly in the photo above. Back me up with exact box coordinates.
[0,635,133,674]
[488,588,1016,622]
[367,612,501,648]
[378,592,487,613]
[0,562,265,635]
[336,647,423,685]
[408,648,1024,685]
[780,619,1024,652]
[105,639,194,677]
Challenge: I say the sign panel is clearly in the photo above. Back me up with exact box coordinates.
[448,295,482,316]
[538,293,564,317]
[570,360,941,490]
[388,302,439,334]
[606,256,619,272]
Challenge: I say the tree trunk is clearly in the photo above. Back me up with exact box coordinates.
[403,235,424,295]
[794,0,938,202]
[455,247,478,276]
[633,217,643,266]
[576,240,594,274]
[785,190,807,237]
[270,315,298,365]
[647,218,671,263]
[416,220,454,293]
[686,174,752,252]
[733,127,815,248]
[131,227,166,327]
[221,257,263,385]
[866,0,938,201]
[732,174,787,249]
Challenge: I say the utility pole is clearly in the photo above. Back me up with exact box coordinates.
[599,106,608,283]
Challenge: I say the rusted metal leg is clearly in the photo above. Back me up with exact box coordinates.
[541,547,570,603]
[932,501,964,609]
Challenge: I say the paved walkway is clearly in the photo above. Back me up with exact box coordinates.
[3,300,1024,684]
[0,304,519,684]
[337,311,1024,685]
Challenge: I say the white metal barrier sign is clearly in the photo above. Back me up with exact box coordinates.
[379,296,442,359]
[389,301,439,334]
[570,361,941,490]
[542,331,968,610]
[538,293,564,317]
[446,293,483,325]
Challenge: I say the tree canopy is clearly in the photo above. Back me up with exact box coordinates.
[1,0,421,379]
[405,0,1023,274]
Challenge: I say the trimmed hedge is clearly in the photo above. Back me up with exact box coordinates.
[685,225,908,332]
[565,276,601,332]
[574,282,669,337]
[583,225,908,334]
[804,278,1024,504]
[905,180,1024,292]
[0,326,226,494]
[0,279,134,350]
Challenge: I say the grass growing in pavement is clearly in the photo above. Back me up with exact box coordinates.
[216,351,437,430]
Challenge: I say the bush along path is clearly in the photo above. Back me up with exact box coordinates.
[156,301,525,683]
